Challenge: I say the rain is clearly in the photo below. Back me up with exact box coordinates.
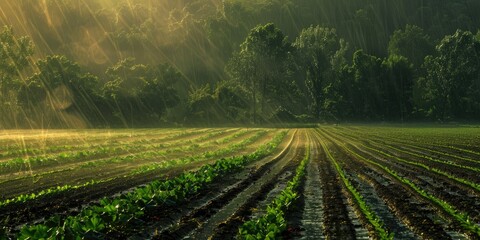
[1,1,480,239]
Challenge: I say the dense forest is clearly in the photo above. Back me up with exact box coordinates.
[1,0,480,128]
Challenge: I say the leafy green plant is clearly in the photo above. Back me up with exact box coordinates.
[238,141,309,239]
[318,134,393,240]
[13,131,287,238]
[336,134,480,237]
[0,130,275,210]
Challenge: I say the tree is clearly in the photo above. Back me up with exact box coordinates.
[186,82,248,124]
[139,63,181,120]
[419,30,480,120]
[293,26,348,120]
[383,55,414,120]
[187,84,216,124]
[20,55,102,127]
[214,81,248,122]
[0,26,34,127]
[388,25,434,68]
[227,23,296,123]
[350,50,387,119]
[103,58,181,126]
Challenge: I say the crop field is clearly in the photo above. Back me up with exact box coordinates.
[1,126,480,239]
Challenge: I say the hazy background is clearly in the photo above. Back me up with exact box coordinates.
[1,0,479,128]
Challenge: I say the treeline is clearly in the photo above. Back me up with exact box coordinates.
[0,0,479,127]
[224,24,480,123]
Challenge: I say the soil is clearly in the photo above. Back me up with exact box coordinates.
[0,129,281,234]
[2,127,480,239]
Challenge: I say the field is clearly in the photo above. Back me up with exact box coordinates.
[1,126,480,239]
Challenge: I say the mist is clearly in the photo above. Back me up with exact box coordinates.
[1,0,479,128]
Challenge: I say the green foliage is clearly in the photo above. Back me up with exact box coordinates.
[238,142,309,239]
[18,55,101,127]
[319,134,393,239]
[382,55,415,120]
[0,25,34,128]
[293,26,348,120]
[2,0,480,126]
[388,25,434,68]
[419,30,480,120]
[0,26,34,86]
[186,81,249,123]
[102,58,181,126]
[227,23,299,123]
[12,131,287,238]
[340,139,480,237]
[350,50,387,119]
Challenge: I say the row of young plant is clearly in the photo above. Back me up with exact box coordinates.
[0,128,185,154]
[0,130,270,210]
[0,179,110,209]
[361,143,480,191]
[333,136,480,237]
[0,132,171,160]
[336,127,480,161]
[1,131,287,239]
[323,128,480,193]
[377,142,480,171]
[337,128,480,167]
[0,130,246,180]
[316,132,393,240]
[446,145,480,157]
[133,130,268,173]
[76,130,254,169]
[238,138,310,239]
[0,129,229,174]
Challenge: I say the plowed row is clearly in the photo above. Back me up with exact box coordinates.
[1,126,480,239]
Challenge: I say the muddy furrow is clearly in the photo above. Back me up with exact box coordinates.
[118,130,301,239]
[362,172,454,239]
[354,144,480,223]
[331,128,480,180]
[0,130,280,232]
[337,128,480,167]
[319,131,419,239]
[0,129,265,200]
[208,144,306,239]
[160,130,306,239]
[313,133,357,239]
[318,129,467,239]
[332,133,480,223]
[291,131,325,240]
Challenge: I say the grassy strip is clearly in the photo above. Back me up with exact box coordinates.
[0,129,187,160]
[0,129,227,174]
[376,143,480,172]
[360,144,480,192]
[0,129,247,184]
[9,131,287,239]
[337,128,480,164]
[0,179,109,209]
[0,130,267,209]
[132,130,268,173]
[335,140,480,237]
[0,130,195,161]
[238,139,310,240]
[446,145,480,157]
[321,128,480,192]
[317,135,393,240]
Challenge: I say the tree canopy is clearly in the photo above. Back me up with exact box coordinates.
[1,0,480,127]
